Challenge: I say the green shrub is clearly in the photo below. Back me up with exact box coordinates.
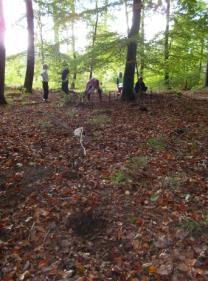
[147,136,166,150]
[182,214,208,234]
[38,119,51,128]
[130,156,150,169]
[88,114,111,125]
[112,171,126,185]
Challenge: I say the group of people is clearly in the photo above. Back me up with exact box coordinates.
[41,64,70,102]
[41,65,147,102]
[116,72,148,97]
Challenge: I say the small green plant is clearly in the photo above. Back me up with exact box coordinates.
[191,140,199,152]
[112,171,126,185]
[176,91,182,97]
[94,108,112,114]
[38,119,51,128]
[67,108,78,117]
[130,156,150,169]
[88,114,111,125]
[150,194,159,202]
[182,214,208,234]
[147,136,166,150]
[162,172,186,189]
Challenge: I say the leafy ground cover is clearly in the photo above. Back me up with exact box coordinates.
[0,91,208,281]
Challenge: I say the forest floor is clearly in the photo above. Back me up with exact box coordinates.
[0,91,208,281]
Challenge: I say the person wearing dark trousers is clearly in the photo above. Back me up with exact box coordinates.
[116,72,123,95]
[41,64,49,101]
[61,68,69,94]
[134,76,148,94]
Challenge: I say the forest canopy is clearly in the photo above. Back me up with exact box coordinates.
[1,0,208,95]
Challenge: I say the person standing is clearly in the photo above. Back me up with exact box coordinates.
[61,68,69,94]
[134,76,148,94]
[116,72,123,95]
[41,64,49,101]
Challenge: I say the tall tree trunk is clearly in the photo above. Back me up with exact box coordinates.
[124,0,129,35]
[37,2,45,64]
[140,4,145,77]
[52,0,60,53]
[164,0,170,88]
[0,0,6,104]
[24,0,35,93]
[122,0,142,101]
[89,0,99,79]
[205,60,208,88]
[124,0,139,78]
[71,0,77,89]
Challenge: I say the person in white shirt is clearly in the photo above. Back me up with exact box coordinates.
[116,72,123,96]
[41,64,49,101]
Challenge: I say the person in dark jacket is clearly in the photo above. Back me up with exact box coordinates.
[134,77,148,94]
[61,68,69,94]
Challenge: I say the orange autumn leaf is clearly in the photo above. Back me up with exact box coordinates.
[38,258,48,268]
[148,265,157,274]
[136,217,143,226]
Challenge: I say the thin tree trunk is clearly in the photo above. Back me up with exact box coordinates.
[140,4,145,77]
[164,0,170,88]
[0,0,7,104]
[122,0,142,101]
[71,0,77,89]
[205,60,208,88]
[124,0,129,35]
[37,2,45,64]
[24,0,35,93]
[89,0,99,79]
[52,0,60,53]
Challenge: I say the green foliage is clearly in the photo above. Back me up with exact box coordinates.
[182,213,208,234]
[66,107,78,117]
[38,119,51,128]
[150,194,159,202]
[112,170,127,185]
[88,114,111,125]
[129,156,150,169]
[162,172,186,189]
[147,136,166,150]
[4,0,208,92]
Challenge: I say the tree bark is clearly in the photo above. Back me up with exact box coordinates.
[205,60,208,88]
[0,0,7,104]
[89,0,99,79]
[124,0,129,35]
[37,2,45,64]
[24,0,35,93]
[164,0,170,88]
[140,4,145,77]
[52,0,60,53]
[122,0,142,101]
[71,0,77,89]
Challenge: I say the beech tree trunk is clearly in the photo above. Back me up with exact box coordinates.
[122,0,142,101]
[52,0,60,53]
[71,0,77,89]
[140,5,145,77]
[205,60,208,88]
[24,0,35,93]
[124,0,129,35]
[37,1,45,64]
[164,0,170,88]
[89,0,99,79]
[0,0,7,104]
